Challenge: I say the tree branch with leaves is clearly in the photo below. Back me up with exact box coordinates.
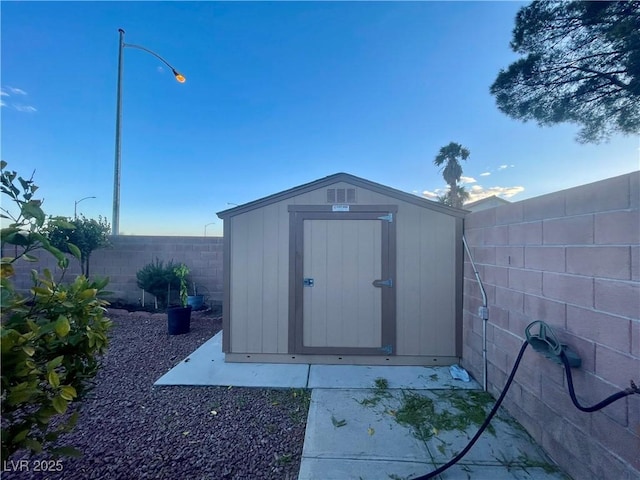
[491,1,640,143]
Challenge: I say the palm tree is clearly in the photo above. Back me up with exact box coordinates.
[437,185,471,207]
[433,142,470,208]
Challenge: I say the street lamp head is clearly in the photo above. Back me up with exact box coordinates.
[173,69,186,83]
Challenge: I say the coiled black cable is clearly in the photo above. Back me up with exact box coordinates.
[411,341,639,480]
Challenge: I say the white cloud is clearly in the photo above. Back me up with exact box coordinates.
[466,185,524,203]
[7,87,27,95]
[480,172,491,177]
[460,176,476,184]
[13,104,37,113]
[498,164,508,170]
[421,179,525,204]
[1,86,37,112]
[421,190,440,200]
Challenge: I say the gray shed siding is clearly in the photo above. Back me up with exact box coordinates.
[219,174,464,364]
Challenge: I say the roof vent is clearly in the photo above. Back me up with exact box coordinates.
[327,188,356,204]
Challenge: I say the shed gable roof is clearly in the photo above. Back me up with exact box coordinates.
[217,172,466,219]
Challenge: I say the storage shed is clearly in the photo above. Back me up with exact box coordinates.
[217,173,465,365]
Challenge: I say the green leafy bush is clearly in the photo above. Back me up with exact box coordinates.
[135,258,181,309]
[1,161,112,461]
[47,215,111,277]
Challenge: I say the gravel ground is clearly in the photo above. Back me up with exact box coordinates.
[4,309,309,480]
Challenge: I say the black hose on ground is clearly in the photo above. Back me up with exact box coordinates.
[411,341,640,480]
[412,341,530,480]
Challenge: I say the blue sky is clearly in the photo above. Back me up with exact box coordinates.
[2,1,638,237]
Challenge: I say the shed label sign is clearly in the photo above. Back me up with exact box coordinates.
[332,204,350,212]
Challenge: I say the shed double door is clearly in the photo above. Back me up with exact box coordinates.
[291,207,396,355]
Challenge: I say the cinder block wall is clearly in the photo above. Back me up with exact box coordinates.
[7,236,224,306]
[462,171,640,479]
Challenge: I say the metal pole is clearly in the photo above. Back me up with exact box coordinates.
[112,28,125,236]
[463,235,489,392]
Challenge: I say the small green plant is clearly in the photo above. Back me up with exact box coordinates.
[1,161,112,461]
[135,258,180,309]
[174,264,189,307]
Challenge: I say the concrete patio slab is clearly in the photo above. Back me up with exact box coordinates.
[154,333,482,390]
[154,332,309,388]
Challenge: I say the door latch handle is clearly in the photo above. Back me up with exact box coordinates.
[303,278,314,287]
[372,278,393,288]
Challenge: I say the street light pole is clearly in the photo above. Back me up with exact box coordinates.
[112,28,185,236]
[75,196,97,219]
[204,222,216,237]
[112,28,125,236]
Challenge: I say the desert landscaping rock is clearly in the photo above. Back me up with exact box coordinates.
[4,309,308,480]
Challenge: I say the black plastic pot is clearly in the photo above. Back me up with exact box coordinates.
[167,305,192,335]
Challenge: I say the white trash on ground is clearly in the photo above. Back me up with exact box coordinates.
[449,364,470,382]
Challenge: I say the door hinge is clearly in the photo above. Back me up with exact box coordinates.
[377,213,393,223]
[372,278,393,288]
[380,344,393,355]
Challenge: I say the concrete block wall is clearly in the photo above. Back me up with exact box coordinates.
[7,236,224,307]
[462,171,640,480]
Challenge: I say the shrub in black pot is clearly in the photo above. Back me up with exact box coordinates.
[167,264,191,335]
[136,258,180,309]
